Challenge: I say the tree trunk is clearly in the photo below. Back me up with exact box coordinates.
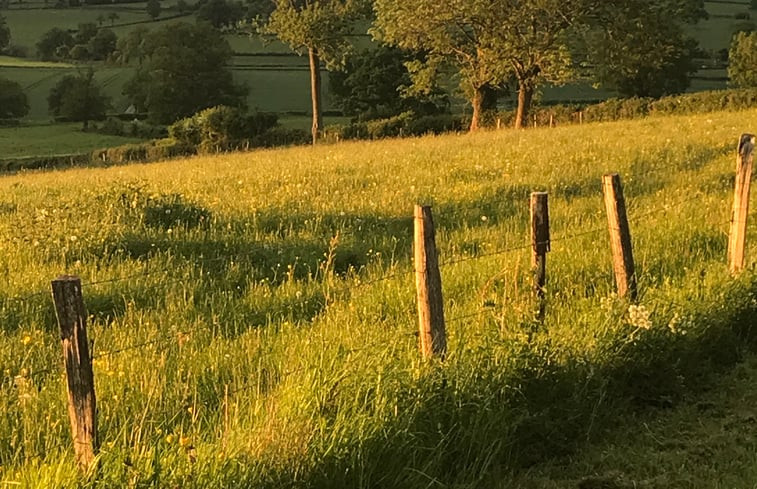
[514,82,534,130]
[308,47,323,145]
[469,85,485,132]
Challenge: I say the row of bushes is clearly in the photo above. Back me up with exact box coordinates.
[495,88,757,128]
[324,111,466,141]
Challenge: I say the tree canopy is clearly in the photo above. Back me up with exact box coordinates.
[196,0,244,28]
[586,0,707,98]
[48,70,110,129]
[36,27,74,60]
[373,0,589,130]
[122,22,247,124]
[264,0,369,143]
[729,31,757,88]
[0,78,29,119]
[329,45,449,120]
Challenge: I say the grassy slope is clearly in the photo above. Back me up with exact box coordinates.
[2,109,757,487]
[503,354,757,488]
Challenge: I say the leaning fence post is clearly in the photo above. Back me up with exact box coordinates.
[602,174,637,301]
[414,205,447,360]
[728,133,756,274]
[51,276,98,473]
[530,192,550,318]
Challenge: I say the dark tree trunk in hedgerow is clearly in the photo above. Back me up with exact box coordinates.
[514,81,534,129]
[308,46,323,145]
[469,85,485,131]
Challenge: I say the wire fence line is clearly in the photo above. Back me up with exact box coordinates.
[0,181,746,402]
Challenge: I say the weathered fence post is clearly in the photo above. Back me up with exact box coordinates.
[728,133,756,273]
[530,192,550,318]
[602,174,637,300]
[414,205,447,359]
[51,276,98,473]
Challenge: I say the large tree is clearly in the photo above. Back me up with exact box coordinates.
[264,0,369,144]
[587,0,707,98]
[122,22,247,124]
[729,31,757,88]
[374,0,590,130]
[0,78,29,119]
[329,45,449,120]
[48,70,110,130]
[36,27,74,60]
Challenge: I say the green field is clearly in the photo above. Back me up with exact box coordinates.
[2,109,757,486]
[0,122,144,158]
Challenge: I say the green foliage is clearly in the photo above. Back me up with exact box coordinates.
[729,31,757,88]
[587,0,706,98]
[264,0,370,142]
[373,0,587,129]
[0,14,9,52]
[327,111,464,140]
[250,125,309,147]
[329,46,449,121]
[122,22,247,124]
[74,22,98,45]
[146,0,161,19]
[0,77,28,119]
[47,70,110,129]
[89,28,117,60]
[168,105,278,153]
[196,0,244,28]
[35,27,74,60]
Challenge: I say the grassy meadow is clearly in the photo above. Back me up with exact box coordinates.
[2,109,757,487]
[0,123,143,158]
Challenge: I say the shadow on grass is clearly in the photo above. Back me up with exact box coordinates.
[197,275,757,489]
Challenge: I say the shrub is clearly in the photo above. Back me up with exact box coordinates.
[251,127,310,148]
[404,114,465,136]
[169,106,279,154]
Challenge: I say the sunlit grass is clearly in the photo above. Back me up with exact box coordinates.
[1,110,757,487]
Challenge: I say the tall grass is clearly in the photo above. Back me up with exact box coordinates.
[1,110,757,487]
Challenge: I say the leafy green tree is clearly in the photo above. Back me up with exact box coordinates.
[48,70,110,129]
[587,0,706,98]
[108,12,120,26]
[373,0,588,130]
[729,31,757,87]
[75,22,98,45]
[329,45,448,120]
[147,0,162,20]
[0,14,10,52]
[0,78,29,119]
[122,22,247,124]
[36,27,74,60]
[264,0,369,143]
[89,28,117,60]
[114,26,149,65]
[196,0,244,28]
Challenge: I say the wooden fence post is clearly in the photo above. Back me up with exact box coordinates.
[530,192,550,317]
[414,205,447,359]
[51,276,98,473]
[602,174,637,301]
[728,133,756,273]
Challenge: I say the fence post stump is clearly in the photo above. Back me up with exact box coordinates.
[602,174,637,300]
[51,276,98,473]
[414,205,447,360]
[728,133,756,273]
[530,192,550,318]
